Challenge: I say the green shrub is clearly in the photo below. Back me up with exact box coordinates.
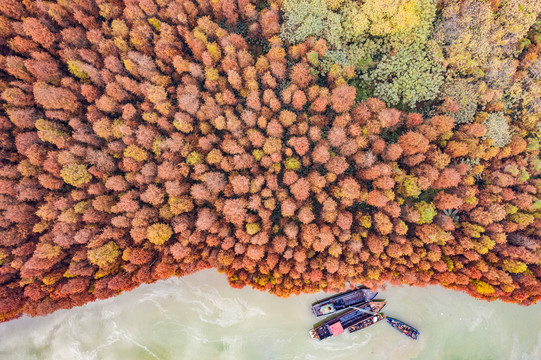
[415,201,437,224]
[483,112,513,148]
[472,279,495,295]
[502,259,528,274]
[147,223,173,245]
[280,0,327,44]
[281,0,437,73]
[60,164,92,187]
[365,44,444,108]
[88,241,120,268]
[440,79,479,124]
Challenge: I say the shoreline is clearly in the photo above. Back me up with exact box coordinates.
[0,269,540,360]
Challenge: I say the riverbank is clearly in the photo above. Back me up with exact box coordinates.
[0,269,539,360]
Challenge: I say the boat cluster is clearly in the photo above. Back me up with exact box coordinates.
[309,287,419,341]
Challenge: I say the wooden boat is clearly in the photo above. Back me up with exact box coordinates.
[348,313,386,333]
[386,317,420,340]
[309,301,386,341]
[311,287,378,317]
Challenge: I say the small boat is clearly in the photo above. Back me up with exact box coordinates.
[386,317,420,340]
[311,286,378,317]
[348,313,386,333]
[309,301,386,341]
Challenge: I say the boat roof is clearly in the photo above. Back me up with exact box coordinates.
[329,322,344,336]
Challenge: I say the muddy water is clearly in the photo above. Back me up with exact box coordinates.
[0,269,539,360]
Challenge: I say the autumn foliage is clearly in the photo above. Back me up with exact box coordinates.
[0,0,540,323]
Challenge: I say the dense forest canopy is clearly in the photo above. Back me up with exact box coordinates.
[0,0,540,322]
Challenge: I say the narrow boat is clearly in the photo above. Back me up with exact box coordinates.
[386,317,420,340]
[311,286,378,317]
[348,313,386,333]
[309,301,386,341]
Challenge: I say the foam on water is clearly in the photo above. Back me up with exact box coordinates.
[0,269,540,360]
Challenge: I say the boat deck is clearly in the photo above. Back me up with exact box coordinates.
[309,301,386,340]
[348,313,386,333]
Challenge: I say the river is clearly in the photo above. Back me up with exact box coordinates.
[0,269,539,360]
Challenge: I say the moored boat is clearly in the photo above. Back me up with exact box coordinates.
[348,313,386,333]
[309,301,386,341]
[311,287,378,317]
[386,317,420,340]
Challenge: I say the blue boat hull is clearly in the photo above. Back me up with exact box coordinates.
[386,317,420,340]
